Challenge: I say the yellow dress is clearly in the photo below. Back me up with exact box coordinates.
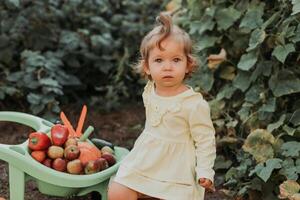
[114,81,216,200]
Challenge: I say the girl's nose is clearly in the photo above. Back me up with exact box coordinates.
[162,61,173,70]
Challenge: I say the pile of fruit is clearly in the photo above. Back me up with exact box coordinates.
[28,124,116,175]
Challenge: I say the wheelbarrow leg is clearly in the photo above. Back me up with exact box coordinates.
[93,179,109,200]
[9,165,25,200]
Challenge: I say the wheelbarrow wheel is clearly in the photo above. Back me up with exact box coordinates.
[91,191,102,200]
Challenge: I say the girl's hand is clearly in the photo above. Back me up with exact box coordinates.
[198,178,216,192]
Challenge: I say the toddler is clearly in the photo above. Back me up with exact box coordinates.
[108,12,216,200]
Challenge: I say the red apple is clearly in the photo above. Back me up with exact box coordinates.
[84,160,101,174]
[51,124,69,146]
[101,153,116,167]
[95,158,109,171]
[64,145,80,160]
[47,146,64,159]
[52,158,67,172]
[42,158,52,168]
[67,159,83,174]
[65,137,78,147]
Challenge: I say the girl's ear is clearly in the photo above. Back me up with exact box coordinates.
[142,60,151,75]
[186,57,192,73]
[186,55,196,73]
[185,68,190,74]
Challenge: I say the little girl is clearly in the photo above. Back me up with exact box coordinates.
[108,12,216,200]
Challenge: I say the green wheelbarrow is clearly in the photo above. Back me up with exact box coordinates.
[0,111,129,200]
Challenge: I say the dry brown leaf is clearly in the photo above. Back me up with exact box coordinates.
[166,0,181,12]
[208,48,227,69]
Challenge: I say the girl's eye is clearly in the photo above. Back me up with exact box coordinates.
[174,58,181,62]
[154,58,163,63]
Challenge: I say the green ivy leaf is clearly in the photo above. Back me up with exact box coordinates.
[196,65,214,91]
[291,0,300,15]
[251,158,282,182]
[209,99,225,120]
[214,155,233,170]
[261,11,281,30]
[279,158,299,180]
[267,114,286,133]
[283,125,296,136]
[216,84,237,100]
[195,35,219,51]
[250,61,272,82]
[190,16,215,35]
[272,43,295,63]
[239,2,264,30]
[225,167,239,181]
[269,69,300,97]
[233,70,251,92]
[247,29,266,51]
[245,84,264,104]
[290,109,300,126]
[296,159,300,173]
[215,6,242,30]
[281,141,300,157]
[237,50,258,71]
[291,24,300,43]
[258,98,276,113]
[238,103,252,122]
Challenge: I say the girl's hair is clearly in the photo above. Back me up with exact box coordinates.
[134,12,198,79]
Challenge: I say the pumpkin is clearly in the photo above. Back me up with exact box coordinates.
[78,141,102,165]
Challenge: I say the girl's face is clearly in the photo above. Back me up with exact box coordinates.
[145,36,189,92]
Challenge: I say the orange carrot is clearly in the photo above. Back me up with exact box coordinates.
[75,105,87,138]
[60,112,76,138]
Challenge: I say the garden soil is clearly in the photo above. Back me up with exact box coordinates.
[0,104,231,200]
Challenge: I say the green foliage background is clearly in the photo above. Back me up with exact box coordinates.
[1,0,300,199]
[0,0,167,117]
[175,0,300,199]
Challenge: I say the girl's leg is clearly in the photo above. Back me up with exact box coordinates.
[108,181,139,200]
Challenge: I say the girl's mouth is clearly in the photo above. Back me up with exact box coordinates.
[163,76,173,79]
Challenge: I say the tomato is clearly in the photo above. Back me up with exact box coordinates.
[28,132,51,151]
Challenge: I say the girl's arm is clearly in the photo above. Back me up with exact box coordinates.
[188,98,216,184]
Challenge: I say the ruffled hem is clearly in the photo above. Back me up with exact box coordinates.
[122,132,196,184]
[114,164,204,200]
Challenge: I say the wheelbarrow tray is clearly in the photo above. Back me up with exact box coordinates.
[0,111,129,199]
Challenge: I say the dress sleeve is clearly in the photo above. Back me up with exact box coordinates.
[189,98,216,183]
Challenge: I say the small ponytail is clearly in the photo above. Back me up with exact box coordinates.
[156,12,173,50]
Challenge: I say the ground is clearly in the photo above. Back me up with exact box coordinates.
[0,104,231,200]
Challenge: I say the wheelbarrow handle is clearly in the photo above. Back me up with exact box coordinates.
[0,111,53,133]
